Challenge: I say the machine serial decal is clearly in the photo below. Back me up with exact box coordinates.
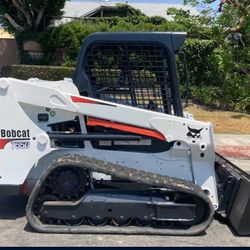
[71,96,117,107]
[187,126,203,143]
[0,138,31,149]
[0,129,31,149]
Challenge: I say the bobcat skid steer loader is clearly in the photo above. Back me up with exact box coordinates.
[0,32,249,236]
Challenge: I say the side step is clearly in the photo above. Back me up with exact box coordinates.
[215,153,250,236]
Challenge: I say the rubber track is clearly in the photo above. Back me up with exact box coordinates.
[26,153,214,235]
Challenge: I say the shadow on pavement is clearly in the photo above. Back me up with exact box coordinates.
[214,213,250,238]
[214,214,236,235]
[24,222,37,233]
[0,195,28,219]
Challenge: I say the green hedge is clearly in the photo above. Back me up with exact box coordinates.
[189,85,250,112]
[1,64,75,81]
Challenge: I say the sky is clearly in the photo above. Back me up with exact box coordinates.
[72,0,184,4]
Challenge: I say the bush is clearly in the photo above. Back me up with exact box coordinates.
[182,39,219,87]
[189,83,250,112]
[1,64,75,81]
[38,21,110,66]
[190,85,220,106]
[37,13,211,66]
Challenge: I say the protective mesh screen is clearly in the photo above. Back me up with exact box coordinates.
[84,43,172,113]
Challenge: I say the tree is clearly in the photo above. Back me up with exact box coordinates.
[216,0,249,36]
[0,0,67,63]
[113,3,145,17]
[0,0,67,34]
[184,0,249,36]
[166,7,213,39]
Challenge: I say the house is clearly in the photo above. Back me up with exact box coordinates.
[81,5,132,18]
[63,1,198,21]
[0,28,17,73]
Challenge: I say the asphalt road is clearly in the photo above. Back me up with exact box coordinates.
[0,134,249,247]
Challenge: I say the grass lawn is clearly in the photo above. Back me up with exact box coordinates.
[184,104,250,134]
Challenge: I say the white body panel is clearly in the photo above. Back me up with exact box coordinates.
[0,77,218,209]
[0,79,51,185]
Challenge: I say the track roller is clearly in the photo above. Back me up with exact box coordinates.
[86,217,109,226]
[112,217,132,226]
[64,217,85,226]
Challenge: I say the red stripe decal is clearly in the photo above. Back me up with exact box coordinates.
[71,96,98,104]
[0,139,14,149]
[71,96,116,107]
[87,117,165,141]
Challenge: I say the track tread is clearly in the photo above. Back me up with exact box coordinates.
[26,153,214,235]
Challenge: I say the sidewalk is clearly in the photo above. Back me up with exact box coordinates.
[214,134,250,173]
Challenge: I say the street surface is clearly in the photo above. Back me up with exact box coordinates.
[0,134,249,246]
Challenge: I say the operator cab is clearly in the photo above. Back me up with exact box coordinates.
[73,32,186,117]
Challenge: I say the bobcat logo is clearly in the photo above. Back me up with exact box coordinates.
[187,126,203,143]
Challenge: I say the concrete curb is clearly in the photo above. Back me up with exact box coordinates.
[216,145,250,159]
[214,134,250,159]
